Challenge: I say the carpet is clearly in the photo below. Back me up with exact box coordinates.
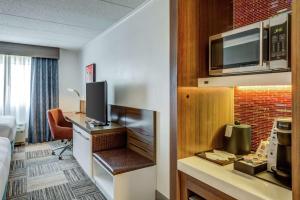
[7,141,106,200]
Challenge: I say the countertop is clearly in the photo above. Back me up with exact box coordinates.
[64,112,125,135]
[178,156,292,200]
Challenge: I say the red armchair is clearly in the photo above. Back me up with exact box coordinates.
[47,108,73,159]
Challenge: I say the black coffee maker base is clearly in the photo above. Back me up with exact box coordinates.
[271,166,292,188]
[255,171,291,190]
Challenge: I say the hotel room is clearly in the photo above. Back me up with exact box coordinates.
[0,0,299,200]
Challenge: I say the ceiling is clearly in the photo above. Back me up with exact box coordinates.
[0,0,148,50]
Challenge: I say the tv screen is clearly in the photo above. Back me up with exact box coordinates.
[86,81,107,125]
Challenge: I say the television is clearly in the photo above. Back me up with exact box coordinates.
[86,81,108,125]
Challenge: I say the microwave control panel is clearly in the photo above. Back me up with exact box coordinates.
[270,21,288,61]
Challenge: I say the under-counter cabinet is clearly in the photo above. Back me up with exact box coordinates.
[73,125,93,178]
[180,172,235,200]
[178,157,292,200]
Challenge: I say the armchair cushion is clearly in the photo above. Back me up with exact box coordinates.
[47,109,73,140]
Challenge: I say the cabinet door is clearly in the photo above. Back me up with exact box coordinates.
[73,126,92,178]
[179,172,236,200]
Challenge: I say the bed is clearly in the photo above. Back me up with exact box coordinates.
[0,116,16,142]
[0,137,11,199]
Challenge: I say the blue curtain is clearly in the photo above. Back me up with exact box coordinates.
[28,57,59,143]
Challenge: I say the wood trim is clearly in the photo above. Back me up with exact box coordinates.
[292,0,300,199]
[170,0,178,199]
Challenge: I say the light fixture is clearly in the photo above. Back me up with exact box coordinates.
[67,88,81,98]
[67,88,85,114]
[236,85,292,91]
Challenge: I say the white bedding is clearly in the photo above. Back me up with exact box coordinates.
[0,116,16,142]
[0,137,11,198]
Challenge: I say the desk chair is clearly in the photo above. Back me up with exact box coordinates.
[47,108,73,160]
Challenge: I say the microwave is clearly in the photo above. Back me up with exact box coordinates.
[209,12,291,76]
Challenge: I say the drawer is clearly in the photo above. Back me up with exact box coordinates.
[73,125,91,140]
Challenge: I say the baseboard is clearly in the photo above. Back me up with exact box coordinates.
[156,190,169,200]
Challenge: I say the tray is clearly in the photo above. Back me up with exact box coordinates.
[195,150,238,166]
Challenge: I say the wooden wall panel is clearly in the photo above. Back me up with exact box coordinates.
[110,105,156,163]
[177,87,234,159]
[208,0,233,36]
[178,0,202,86]
[292,0,300,199]
[178,0,233,85]
[173,0,233,198]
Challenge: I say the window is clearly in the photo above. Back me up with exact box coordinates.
[0,55,31,124]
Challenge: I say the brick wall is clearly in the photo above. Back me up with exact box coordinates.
[234,86,292,150]
[233,0,292,28]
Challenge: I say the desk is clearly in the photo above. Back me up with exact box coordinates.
[65,112,124,134]
[65,113,126,178]
[65,107,157,200]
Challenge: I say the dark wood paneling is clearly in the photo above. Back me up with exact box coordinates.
[178,0,233,84]
[92,129,127,152]
[110,105,126,126]
[208,0,233,36]
[110,105,156,163]
[292,1,300,199]
[125,107,156,163]
[179,172,236,200]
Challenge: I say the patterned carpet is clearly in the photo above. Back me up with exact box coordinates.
[7,141,106,200]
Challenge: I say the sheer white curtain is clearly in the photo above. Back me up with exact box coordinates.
[0,55,31,124]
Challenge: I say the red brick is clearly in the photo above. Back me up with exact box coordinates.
[233,0,292,28]
[234,87,291,150]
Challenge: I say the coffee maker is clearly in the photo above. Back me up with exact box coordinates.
[268,118,292,186]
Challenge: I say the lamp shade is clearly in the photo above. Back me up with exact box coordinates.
[67,88,80,98]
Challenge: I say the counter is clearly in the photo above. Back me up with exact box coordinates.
[178,156,292,200]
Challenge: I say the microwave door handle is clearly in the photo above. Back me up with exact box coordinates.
[259,22,264,66]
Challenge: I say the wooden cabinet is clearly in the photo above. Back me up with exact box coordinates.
[170,1,234,199]
[179,172,236,200]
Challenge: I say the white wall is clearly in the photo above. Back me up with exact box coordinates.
[59,49,82,112]
[80,0,170,197]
